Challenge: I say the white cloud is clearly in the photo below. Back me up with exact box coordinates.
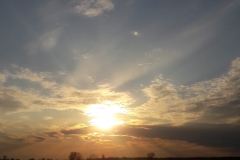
[0,82,133,114]
[143,75,178,101]
[6,66,56,89]
[10,67,52,82]
[86,76,94,82]
[0,67,134,114]
[132,58,240,125]
[75,0,114,17]
[43,116,53,120]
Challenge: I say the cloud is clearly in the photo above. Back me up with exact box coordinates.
[0,67,134,114]
[25,28,62,54]
[0,131,30,152]
[43,131,63,138]
[3,57,240,127]
[43,116,53,120]
[143,75,178,101]
[122,124,240,150]
[0,83,133,114]
[7,66,56,88]
[0,85,132,114]
[74,0,114,17]
[0,119,33,132]
[60,123,240,151]
[181,58,240,123]
[0,92,27,113]
[19,116,30,119]
[1,123,239,157]
[86,76,95,82]
[8,66,52,82]
[26,135,46,143]
[132,58,240,125]
[0,73,6,85]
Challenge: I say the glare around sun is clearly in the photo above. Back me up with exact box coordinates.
[85,103,125,129]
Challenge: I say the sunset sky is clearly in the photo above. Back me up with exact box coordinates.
[1,0,240,159]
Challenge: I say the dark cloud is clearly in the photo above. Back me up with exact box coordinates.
[0,131,25,142]
[0,142,28,153]
[43,131,63,138]
[119,124,240,150]
[61,126,111,135]
[61,123,240,151]
[61,128,88,135]
[0,94,26,113]
[28,135,46,142]
[197,100,240,123]
[0,131,29,152]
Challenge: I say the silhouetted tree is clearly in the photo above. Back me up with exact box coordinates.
[147,153,155,159]
[89,154,98,160]
[3,155,8,160]
[69,152,83,160]
[102,155,105,159]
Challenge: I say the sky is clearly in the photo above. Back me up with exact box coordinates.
[1,0,240,159]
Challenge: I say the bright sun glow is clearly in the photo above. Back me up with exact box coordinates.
[85,102,125,129]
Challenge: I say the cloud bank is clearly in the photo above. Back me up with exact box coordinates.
[133,58,240,125]
[0,66,133,114]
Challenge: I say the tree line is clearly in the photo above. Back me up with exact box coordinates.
[0,155,54,160]
[0,152,168,160]
[2,152,240,160]
[69,152,155,160]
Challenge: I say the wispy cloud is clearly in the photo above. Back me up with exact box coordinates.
[74,0,114,17]
[43,116,53,120]
[0,73,6,85]
[6,65,55,89]
[9,66,52,82]
[25,28,63,54]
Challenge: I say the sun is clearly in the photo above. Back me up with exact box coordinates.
[89,116,123,129]
[85,103,125,129]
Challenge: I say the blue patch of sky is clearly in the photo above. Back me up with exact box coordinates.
[1,0,240,89]
[114,0,240,87]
